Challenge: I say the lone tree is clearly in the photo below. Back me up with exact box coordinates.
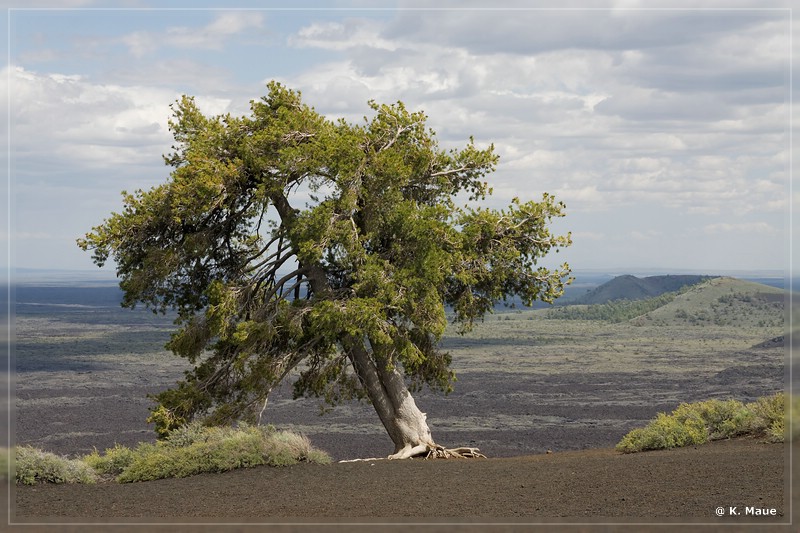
[78,82,572,459]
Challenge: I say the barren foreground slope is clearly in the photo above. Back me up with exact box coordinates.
[12,438,790,526]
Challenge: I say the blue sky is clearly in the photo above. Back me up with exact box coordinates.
[2,1,796,277]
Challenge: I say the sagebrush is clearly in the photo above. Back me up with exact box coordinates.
[616,392,790,453]
[16,423,330,485]
[15,446,98,485]
[0,447,9,480]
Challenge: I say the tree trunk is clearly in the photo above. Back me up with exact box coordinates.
[271,191,435,458]
[346,335,435,459]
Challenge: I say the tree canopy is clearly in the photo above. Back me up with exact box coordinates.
[78,82,572,458]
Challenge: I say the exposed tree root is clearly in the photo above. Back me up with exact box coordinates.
[424,445,486,459]
[388,442,430,460]
[339,444,486,462]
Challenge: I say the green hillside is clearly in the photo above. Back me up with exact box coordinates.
[637,277,784,328]
[547,291,680,323]
[548,277,785,328]
[572,274,712,305]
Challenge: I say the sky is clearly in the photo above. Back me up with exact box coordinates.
[1,1,796,279]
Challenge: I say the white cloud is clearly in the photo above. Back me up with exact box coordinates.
[7,66,178,171]
[4,6,792,272]
[290,19,398,51]
[551,185,605,209]
[284,8,787,225]
[166,12,264,50]
[121,11,265,56]
[703,222,779,235]
[121,31,158,59]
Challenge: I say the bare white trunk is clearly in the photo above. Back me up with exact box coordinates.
[346,335,435,459]
[270,192,437,459]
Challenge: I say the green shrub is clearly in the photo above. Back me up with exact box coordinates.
[616,412,707,453]
[162,420,212,448]
[617,393,790,453]
[305,448,333,465]
[790,394,800,441]
[267,429,316,464]
[15,446,98,485]
[16,425,329,484]
[110,424,329,483]
[746,392,789,443]
[766,418,785,443]
[0,448,8,480]
[673,399,753,440]
[116,442,190,482]
[146,404,186,439]
[83,443,137,478]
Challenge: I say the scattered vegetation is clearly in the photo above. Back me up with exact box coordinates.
[109,423,330,483]
[81,443,136,479]
[547,290,681,323]
[14,423,330,485]
[0,447,9,480]
[707,292,784,327]
[547,277,785,329]
[616,392,791,453]
[644,278,786,328]
[571,274,712,305]
[15,445,99,485]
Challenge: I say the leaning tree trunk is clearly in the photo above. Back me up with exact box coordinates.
[271,191,481,459]
[345,339,483,459]
[345,335,435,459]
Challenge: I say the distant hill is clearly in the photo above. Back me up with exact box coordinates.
[570,274,713,305]
[641,277,784,328]
[547,276,785,329]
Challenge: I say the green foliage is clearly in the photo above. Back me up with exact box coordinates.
[790,394,800,441]
[146,403,188,439]
[0,448,8,480]
[16,424,329,485]
[672,399,753,440]
[82,444,137,478]
[616,393,789,453]
[547,291,680,322]
[15,446,98,485]
[643,278,785,328]
[747,392,788,443]
[80,422,331,483]
[616,412,708,453]
[115,439,257,483]
[549,279,785,329]
[78,81,572,432]
[162,419,217,447]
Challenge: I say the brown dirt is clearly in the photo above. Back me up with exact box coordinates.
[9,438,791,529]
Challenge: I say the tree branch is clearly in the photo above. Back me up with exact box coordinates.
[429,165,470,178]
[260,266,309,305]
